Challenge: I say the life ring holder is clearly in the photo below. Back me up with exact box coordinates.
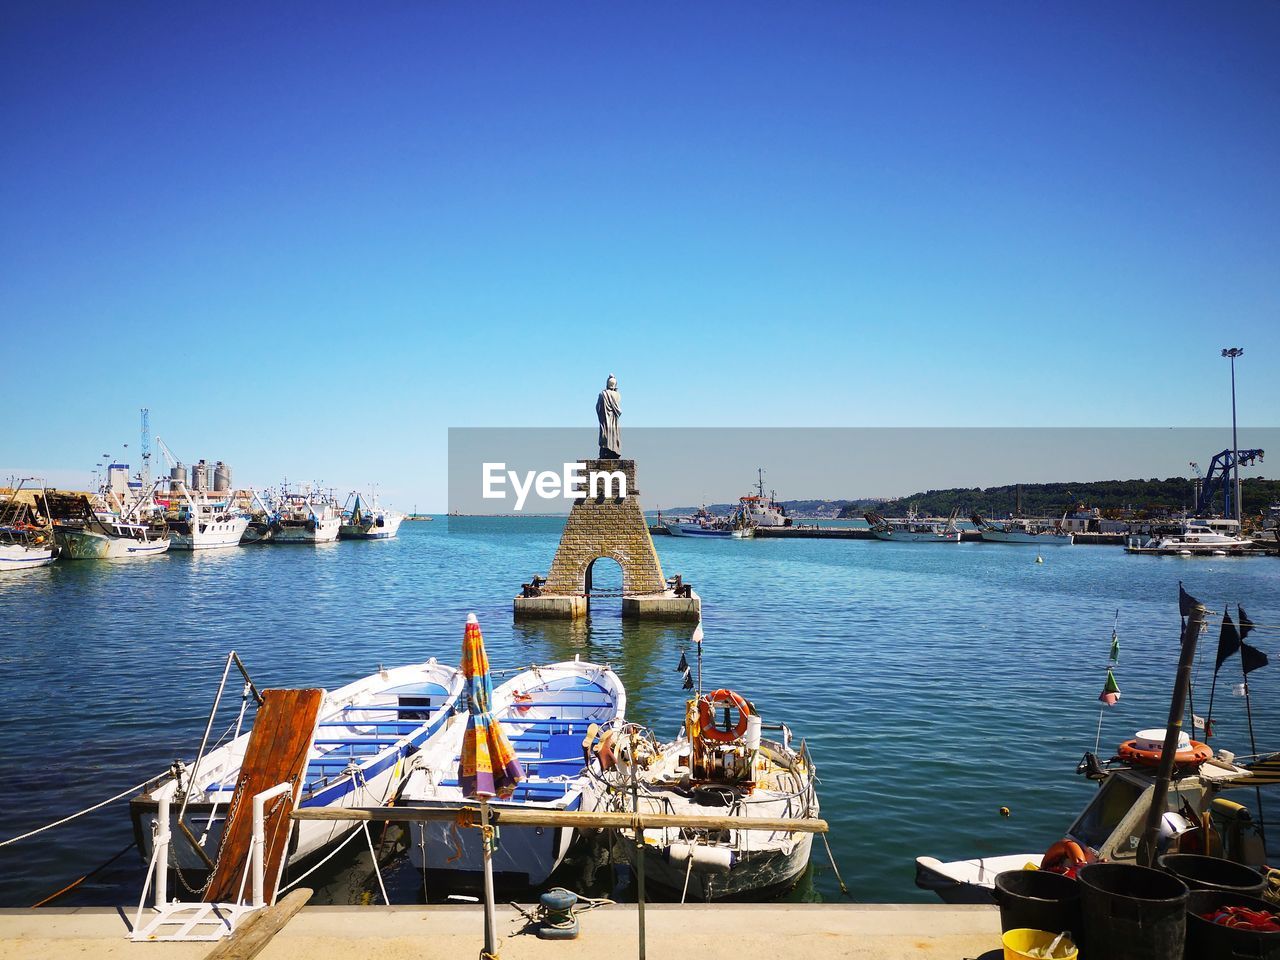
[698,689,750,744]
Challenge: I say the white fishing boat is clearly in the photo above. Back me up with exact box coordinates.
[0,480,59,570]
[1125,519,1255,556]
[865,508,961,543]
[130,657,465,874]
[162,485,250,551]
[399,658,626,889]
[915,729,1269,903]
[972,513,1073,545]
[271,488,341,543]
[666,507,753,539]
[586,688,819,901]
[46,491,171,559]
[339,492,404,540]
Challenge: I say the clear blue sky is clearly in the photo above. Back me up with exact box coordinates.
[2,2,1277,508]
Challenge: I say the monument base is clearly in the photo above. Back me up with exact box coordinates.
[513,590,700,621]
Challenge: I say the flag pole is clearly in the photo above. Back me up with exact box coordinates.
[1204,605,1227,743]
[1241,669,1267,849]
[1094,609,1119,754]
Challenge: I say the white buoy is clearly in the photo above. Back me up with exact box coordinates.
[1035,553,1044,564]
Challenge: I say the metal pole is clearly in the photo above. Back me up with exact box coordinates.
[154,795,170,908]
[1137,601,1206,867]
[630,728,646,960]
[479,799,498,959]
[1223,347,1244,525]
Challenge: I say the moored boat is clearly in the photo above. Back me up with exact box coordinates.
[1125,519,1255,556]
[271,488,341,543]
[666,506,754,539]
[399,657,626,890]
[866,508,961,543]
[0,480,59,570]
[339,492,404,540]
[915,728,1269,903]
[586,687,819,901]
[972,513,1073,545]
[130,657,466,874]
[161,485,249,551]
[46,491,171,559]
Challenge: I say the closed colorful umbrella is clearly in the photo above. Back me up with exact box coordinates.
[458,613,523,958]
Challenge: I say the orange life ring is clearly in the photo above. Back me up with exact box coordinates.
[1117,738,1213,768]
[697,689,750,743]
[1041,839,1089,875]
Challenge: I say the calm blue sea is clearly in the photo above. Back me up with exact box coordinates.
[0,519,1276,907]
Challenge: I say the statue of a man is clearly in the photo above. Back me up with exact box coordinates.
[596,375,621,459]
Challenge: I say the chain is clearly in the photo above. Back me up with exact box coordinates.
[172,777,245,898]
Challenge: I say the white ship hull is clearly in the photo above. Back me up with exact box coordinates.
[0,542,58,570]
[666,523,750,539]
[169,516,250,550]
[979,529,1072,545]
[273,517,341,543]
[339,513,403,540]
[55,528,171,559]
[872,529,960,543]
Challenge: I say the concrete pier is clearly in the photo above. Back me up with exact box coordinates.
[0,903,1003,959]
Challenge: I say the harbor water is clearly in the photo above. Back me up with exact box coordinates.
[0,518,1276,907]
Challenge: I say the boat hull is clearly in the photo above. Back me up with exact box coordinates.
[667,524,741,538]
[979,530,1073,545]
[635,832,813,901]
[339,514,403,540]
[913,854,1038,904]
[169,516,250,551]
[54,528,170,559]
[272,518,340,543]
[872,530,960,542]
[0,542,58,570]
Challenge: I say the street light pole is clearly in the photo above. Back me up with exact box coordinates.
[1222,347,1244,525]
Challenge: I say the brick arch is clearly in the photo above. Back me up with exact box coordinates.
[583,551,629,595]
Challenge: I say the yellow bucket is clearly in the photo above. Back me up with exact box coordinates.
[1001,927,1078,960]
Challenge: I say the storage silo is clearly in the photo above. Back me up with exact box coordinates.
[190,459,208,492]
[170,463,186,492]
[213,461,232,492]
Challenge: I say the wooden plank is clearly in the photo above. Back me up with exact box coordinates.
[202,888,312,960]
[205,689,323,904]
[292,805,828,833]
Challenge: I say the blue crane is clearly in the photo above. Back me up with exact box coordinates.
[1195,448,1264,517]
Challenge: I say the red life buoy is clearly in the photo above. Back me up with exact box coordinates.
[697,689,750,743]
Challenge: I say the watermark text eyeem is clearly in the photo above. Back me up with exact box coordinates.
[482,462,627,511]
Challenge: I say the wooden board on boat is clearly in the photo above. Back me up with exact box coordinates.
[205,688,323,904]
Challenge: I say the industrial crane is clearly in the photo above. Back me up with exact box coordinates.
[1194,448,1264,518]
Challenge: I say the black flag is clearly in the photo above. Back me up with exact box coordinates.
[1216,610,1241,673]
[682,669,694,690]
[1242,643,1269,675]
[1239,605,1256,642]
[1179,583,1201,617]
[676,652,688,673]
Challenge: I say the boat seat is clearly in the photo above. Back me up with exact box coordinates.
[312,737,403,746]
[317,720,424,730]
[499,700,611,709]
[498,718,594,728]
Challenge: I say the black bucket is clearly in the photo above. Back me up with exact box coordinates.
[1078,862,1188,960]
[1187,890,1280,960]
[994,869,1082,936]
[1160,854,1267,897]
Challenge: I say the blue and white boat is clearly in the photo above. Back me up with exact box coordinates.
[130,658,465,872]
[399,657,626,889]
[665,506,753,539]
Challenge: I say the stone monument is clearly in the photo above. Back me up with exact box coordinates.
[513,375,700,621]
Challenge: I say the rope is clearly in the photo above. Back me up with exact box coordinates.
[362,820,390,905]
[276,824,364,895]
[30,839,137,907]
[820,831,851,898]
[0,775,155,848]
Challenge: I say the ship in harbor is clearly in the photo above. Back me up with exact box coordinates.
[161,485,250,551]
[0,480,59,570]
[971,512,1073,545]
[1125,518,1255,556]
[271,486,342,543]
[339,492,404,540]
[737,468,792,528]
[865,507,961,543]
[45,489,171,559]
